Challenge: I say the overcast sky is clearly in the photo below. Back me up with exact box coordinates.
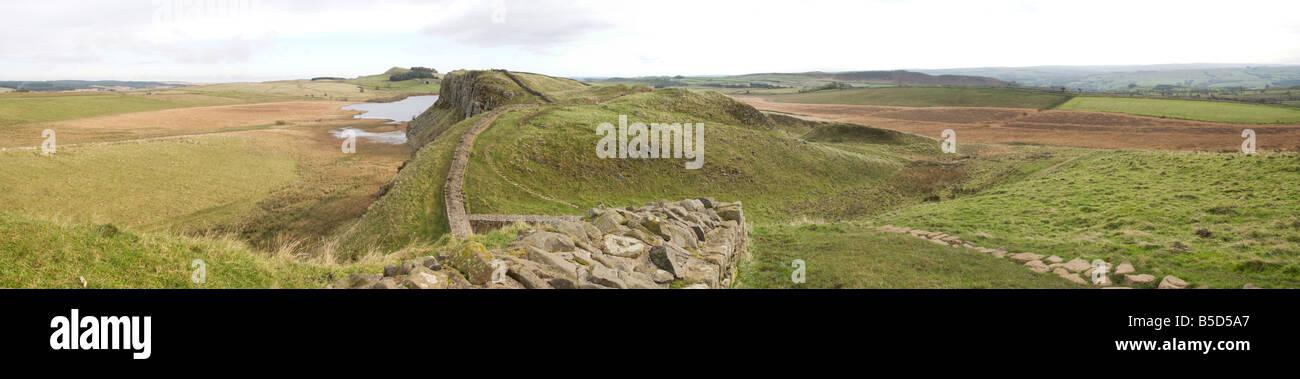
[2,0,1298,82]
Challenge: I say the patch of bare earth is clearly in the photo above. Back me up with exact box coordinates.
[738,96,1300,151]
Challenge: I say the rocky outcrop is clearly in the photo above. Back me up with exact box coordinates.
[1158,275,1188,289]
[334,199,748,289]
[406,70,525,150]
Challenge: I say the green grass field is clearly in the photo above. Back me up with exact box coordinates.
[0,137,298,228]
[0,94,194,126]
[344,75,440,94]
[463,89,903,222]
[0,212,392,289]
[879,150,1300,288]
[1058,97,1300,123]
[759,87,1074,109]
[738,223,1083,288]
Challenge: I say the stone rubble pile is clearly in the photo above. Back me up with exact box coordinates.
[334,198,747,289]
[871,225,1196,289]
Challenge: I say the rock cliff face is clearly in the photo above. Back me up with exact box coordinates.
[405,70,524,150]
[332,198,748,289]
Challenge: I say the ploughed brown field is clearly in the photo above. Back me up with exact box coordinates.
[737,97,1300,151]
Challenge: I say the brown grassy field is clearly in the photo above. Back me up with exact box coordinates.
[0,101,359,149]
[739,97,1300,151]
[0,102,411,255]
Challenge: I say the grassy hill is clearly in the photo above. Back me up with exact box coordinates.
[1057,96,1300,123]
[592,70,1006,91]
[879,150,1300,288]
[738,223,1084,288]
[0,80,173,92]
[0,212,389,289]
[337,70,591,254]
[462,88,903,220]
[919,65,1300,90]
[10,67,1290,289]
[757,87,1075,109]
[1068,66,1300,90]
[342,67,441,94]
[0,93,197,127]
[339,70,1090,288]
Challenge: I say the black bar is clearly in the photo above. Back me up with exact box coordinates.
[2,290,1294,367]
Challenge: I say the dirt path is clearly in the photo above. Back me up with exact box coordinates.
[444,104,537,238]
[738,96,1300,151]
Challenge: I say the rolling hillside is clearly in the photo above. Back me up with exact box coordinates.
[0,212,390,289]
[880,150,1300,288]
[592,70,1007,90]
[920,64,1300,90]
[336,69,1090,288]
[755,86,1074,109]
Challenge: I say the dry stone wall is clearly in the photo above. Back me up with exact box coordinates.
[333,198,748,289]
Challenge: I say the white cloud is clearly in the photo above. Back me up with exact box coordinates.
[0,0,1297,80]
[421,0,614,52]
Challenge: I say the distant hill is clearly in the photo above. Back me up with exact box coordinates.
[593,70,1007,89]
[0,80,176,92]
[757,71,1007,87]
[917,64,1300,90]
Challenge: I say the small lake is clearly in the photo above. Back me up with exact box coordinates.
[342,95,439,124]
[332,95,439,145]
